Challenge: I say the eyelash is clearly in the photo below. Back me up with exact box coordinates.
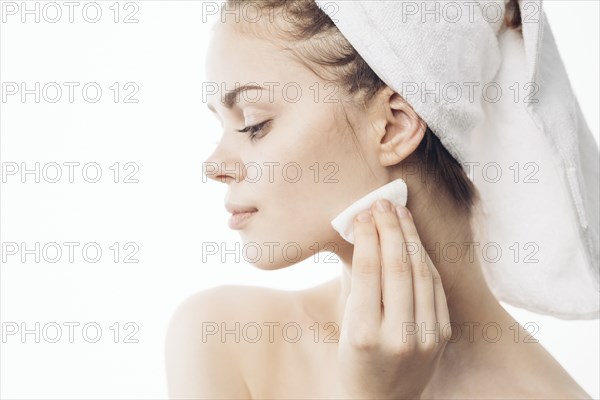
[237,120,272,142]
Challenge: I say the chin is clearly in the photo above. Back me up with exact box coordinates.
[244,251,310,270]
[246,259,293,270]
[238,229,335,269]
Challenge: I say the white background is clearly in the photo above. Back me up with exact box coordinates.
[1,1,598,399]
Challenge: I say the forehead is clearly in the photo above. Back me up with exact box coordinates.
[206,23,287,88]
[204,22,312,109]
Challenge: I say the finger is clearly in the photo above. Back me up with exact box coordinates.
[369,199,414,329]
[397,207,436,349]
[350,211,382,327]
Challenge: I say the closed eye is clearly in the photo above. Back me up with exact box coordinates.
[237,120,272,142]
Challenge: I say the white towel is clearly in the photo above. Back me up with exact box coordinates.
[316,0,599,319]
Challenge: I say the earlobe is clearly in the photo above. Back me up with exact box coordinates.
[377,91,426,168]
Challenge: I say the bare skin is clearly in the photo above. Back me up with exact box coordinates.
[166,278,592,399]
[165,11,593,400]
[166,197,591,399]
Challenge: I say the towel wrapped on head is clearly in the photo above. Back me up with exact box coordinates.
[317,0,600,320]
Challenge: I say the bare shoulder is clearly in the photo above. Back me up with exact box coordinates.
[165,285,301,399]
[170,284,301,322]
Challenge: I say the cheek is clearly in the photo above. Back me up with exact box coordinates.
[236,172,366,270]
[248,125,366,235]
[238,107,371,264]
[239,211,344,271]
[248,181,349,253]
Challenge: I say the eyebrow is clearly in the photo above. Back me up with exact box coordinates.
[207,84,266,112]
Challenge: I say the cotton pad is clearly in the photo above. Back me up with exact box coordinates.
[331,178,408,244]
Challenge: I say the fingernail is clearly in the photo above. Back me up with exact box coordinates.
[375,199,392,212]
[356,212,372,222]
[396,205,408,218]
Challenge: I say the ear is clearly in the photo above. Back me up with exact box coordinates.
[372,87,427,167]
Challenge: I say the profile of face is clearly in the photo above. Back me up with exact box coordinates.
[204,19,415,270]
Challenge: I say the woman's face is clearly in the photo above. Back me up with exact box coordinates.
[204,21,388,269]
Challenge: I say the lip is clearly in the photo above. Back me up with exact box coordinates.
[225,203,258,214]
[228,210,258,230]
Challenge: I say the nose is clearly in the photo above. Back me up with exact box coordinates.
[203,150,243,185]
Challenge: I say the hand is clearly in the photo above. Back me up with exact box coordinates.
[337,199,452,400]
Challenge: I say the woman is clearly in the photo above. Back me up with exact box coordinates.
[165,0,595,398]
